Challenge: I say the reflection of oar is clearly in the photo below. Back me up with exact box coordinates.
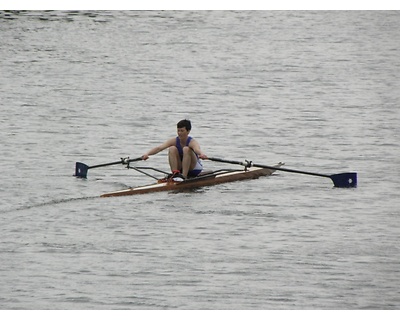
[207,157,357,188]
[75,157,142,179]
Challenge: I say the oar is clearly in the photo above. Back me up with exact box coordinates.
[75,157,142,179]
[207,157,357,188]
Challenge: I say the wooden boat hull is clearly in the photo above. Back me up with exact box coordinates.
[100,164,283,197]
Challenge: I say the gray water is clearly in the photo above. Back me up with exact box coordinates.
[1,10,399,309]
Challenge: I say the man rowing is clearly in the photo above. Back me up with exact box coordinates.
[141,119,208,180]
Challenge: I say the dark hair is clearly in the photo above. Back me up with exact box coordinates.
[177,119,191,131]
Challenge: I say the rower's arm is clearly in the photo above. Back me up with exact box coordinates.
[189,139,207,159]
[142,138,175,160]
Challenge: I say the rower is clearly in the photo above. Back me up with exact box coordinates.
[141,119,208,180]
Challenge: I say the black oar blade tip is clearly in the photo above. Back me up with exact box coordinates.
[331,172,357,188]
[74,162,89,179]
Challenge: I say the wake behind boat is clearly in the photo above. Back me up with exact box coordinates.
[100,164,284,197]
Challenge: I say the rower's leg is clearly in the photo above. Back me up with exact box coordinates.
[168,146,181,172]
[181,146,197,178]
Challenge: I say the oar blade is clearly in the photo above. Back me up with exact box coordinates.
[75,162,89,179]
[330,172,357,188]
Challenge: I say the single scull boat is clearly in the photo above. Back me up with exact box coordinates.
[75,155,356,195]
[100,163,284,197]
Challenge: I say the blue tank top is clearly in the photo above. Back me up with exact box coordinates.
[176,136,196,160]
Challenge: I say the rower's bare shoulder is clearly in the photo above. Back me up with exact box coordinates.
[165,137,177,146]
[189,138,200,146]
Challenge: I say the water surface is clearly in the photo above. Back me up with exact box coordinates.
[1,10,399,309]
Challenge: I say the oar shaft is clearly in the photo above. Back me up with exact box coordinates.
[75,157,143,178]
[207,157,244,166]
[89,157,142,169]
[89,160,124,169]
[208,157,330,178]
[252,163,330,178]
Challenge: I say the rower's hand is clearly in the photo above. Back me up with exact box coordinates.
[142,154,149,161]
[199,154,208,160]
